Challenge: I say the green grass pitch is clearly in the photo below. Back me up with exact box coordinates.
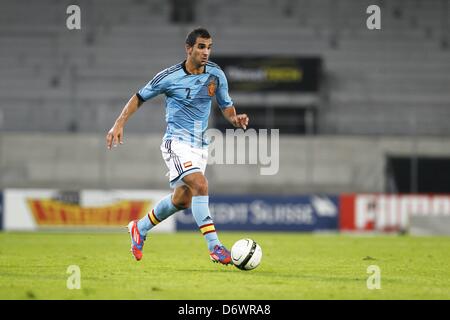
[1,231,449,300]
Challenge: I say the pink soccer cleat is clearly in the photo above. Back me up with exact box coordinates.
[127,220,146,261]
[209,245,232,265]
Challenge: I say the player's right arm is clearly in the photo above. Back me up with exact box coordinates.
[106,69,170,149]
[106,94,143,149]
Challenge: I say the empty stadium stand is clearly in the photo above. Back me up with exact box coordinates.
[0,0,449,136]
[1,0,450,193]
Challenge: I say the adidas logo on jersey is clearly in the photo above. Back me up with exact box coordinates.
[195,79,202,85]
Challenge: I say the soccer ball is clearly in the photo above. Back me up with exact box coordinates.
[231,238,262,270]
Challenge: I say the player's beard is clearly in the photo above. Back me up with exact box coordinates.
[189,53,207,69]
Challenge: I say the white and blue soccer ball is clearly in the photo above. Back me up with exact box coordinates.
[231,238,262,270]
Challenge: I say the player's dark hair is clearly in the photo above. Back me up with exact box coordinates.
[185,28,211,47]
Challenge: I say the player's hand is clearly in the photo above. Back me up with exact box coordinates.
[232,114,249,130]
[106,124,124,149]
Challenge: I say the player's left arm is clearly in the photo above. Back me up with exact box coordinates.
[222,106,249,130]
[215,69,249,129]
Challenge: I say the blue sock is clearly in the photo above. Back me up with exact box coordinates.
[137,194,179,236]
[191,196,221,251]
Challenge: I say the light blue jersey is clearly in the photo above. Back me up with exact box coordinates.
[137,60,233,148]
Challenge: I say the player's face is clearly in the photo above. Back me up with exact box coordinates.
[188,37,212,67]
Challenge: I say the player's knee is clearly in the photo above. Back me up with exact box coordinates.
[174,195,191,209]
[191,178,208,195]
[172,187,192,209]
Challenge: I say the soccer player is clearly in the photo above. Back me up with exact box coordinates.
[106,28,249,265]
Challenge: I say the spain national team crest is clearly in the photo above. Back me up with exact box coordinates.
[207,80,216,96]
